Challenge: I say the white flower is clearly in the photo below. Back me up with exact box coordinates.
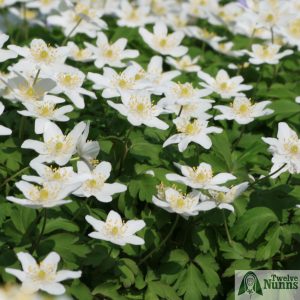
[166,162,236,191]
[166,55,201,73]
[152,186,215,218]
[27,0,60,14]
[47,4,107,39]
[116,1,154,28]
[262,122,300,178]
[208,40,244,57]
[18,99,73,134]
[8,39,69,72]
[198,182,249,212]
[7,180,78,208]
[141,56,180,94]
[157,81,212,106]
[280,18,300,50]
[73,161,127,202]
[5,252,81,295]
[139,21,188,57]
[197,69,252,99]
[0,33,17,62]
[163,116,222,152]
[214,96,273,124]
[0,0,17,8]
[85,210,145,246]
[22,162,88,187]
[85,32,139,69]
[244,44,293,65]
[6,72,56,103]
[21,121,85,166]
[107,92,169,130]
[76,122,100,165]
[160,100,213,120]
[88,65,149,98]
[0,101,12,136]
[51,65,96,109]
[67,41,93,62]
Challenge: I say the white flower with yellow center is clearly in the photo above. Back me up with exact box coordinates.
[262,122,300,178]
[152,187,215,218]
[198,182,249,212]
[47,4,107,39]
[88,65,149,99]
[158,82,212,106]
[85,210,145,246]
[18,99,73,134]
[0,0,17,8]
[21,121,85,166]
[6,72,56,103]
[0,33,17,62]
[8,39,69,70]
[116,1,154,28]
[198,69,252,99]
[214,96,273,124]
[139,21,188,57]
[85,32,139,69]
[166,162,236,191]
[27,0,60,14]
[143,56,180,94]
[5,252,81,295]
[67,41,93,62]
[163,116,222,152]
[281,18,300,50]
[7,180,77,208]
[22,162,88,188]
[76,122,100,166]
[0,101,12,136]
[244,44,293,65]
[208,40,244,57]
[73,161,127,202]
[51,65,96,109]
[166,55,201,73]
[108,92,169,130]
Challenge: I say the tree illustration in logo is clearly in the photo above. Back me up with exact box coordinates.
[238,271,263,297]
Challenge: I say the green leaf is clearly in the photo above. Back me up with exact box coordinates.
[44,218,79,234]
[93,282,128,300]
[232,207,278,243]
[256,224,282,260]
[175,263,208,299]
[10,207,36,234]
[147,281,180,300]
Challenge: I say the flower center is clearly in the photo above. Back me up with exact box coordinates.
[289,19,300,38]
[36,102,56,117]
[58,73,82,89]
[37,270,47,280]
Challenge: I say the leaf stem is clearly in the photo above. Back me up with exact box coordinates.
[222,210,232,245]
[138,214,180,266]
[249,163,287,188]
[62,18,83,46]
[0,166,30,189]
[32,209,47,253]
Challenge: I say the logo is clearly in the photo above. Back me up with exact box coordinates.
[238,271,263,297]
[235,270,300,299]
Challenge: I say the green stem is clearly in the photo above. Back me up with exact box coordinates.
[222,210,232,245]
[32,209,47,253]
[33,69,41,86]
[286,173,292,185]
[232,125,246,149]
[62,18,83,46]
[138,214,180,266]
[0,166,30,189]
[249,163,287,188]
